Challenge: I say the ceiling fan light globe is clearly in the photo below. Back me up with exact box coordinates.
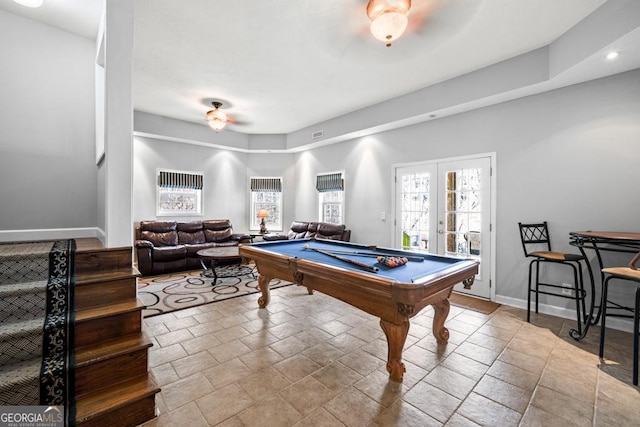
[208,119,226,132]
[370,10,408,43]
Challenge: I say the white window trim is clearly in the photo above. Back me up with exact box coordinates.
[156,168,204,217]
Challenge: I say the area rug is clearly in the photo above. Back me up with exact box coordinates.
[138,266,294,317]
[0,239,75,415]
[450,292,500,315]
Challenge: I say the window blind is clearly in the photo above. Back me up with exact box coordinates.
[316,172,344,192]
[158,171,203,189]
[250,178,282,192]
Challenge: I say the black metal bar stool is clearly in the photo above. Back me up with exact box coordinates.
[599,252,640,385]
[518,222,590,340]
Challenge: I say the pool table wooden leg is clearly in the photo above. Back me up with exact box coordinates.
[431,298,451,344]
[257,274,272,308]
[380,319,409,382]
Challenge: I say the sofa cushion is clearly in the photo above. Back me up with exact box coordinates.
[204,220,233,242]
[177,221,206,244]
[152,245,187,262]
[317,223,346,240]
[139,220,178,246]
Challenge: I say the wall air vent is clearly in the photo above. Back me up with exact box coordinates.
[312,130,324,140]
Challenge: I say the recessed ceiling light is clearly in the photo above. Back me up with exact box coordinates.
[606,51,619,60]
[13,0,43,7]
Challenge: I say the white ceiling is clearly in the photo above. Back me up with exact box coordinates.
[3,0,631,135]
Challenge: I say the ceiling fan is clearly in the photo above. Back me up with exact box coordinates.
[205,101,251,132]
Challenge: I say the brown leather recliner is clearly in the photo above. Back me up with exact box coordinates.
[135,219,250,276]
[263,221,351,242]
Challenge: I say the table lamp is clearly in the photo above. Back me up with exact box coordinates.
[257,209,269,234]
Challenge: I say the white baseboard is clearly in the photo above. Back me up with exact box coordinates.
[0,227,103,243]
[495,294,634,334]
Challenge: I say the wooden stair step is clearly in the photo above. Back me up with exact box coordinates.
[74,375,159,427]
[75,300,145,323]
[74,269,139,310]
[74,300,145,348]
[75,333,152,367]
[75,247,133,276]
[75,268,140,286]
[75,333,153,398]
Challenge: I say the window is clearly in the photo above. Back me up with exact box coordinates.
[317,172,345,225]
[250,177,283,232]
[156,170,203,216]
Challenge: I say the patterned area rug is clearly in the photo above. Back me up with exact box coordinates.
[0,239,75,414]
[138,265,293,317]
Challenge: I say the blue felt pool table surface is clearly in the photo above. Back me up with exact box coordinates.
[250,238,468,284]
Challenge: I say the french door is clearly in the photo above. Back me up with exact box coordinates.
[394,155,493,299]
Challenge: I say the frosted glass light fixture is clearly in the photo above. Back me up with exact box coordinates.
[14,0,44,7]
[367,0,411,47]
[206,102,227,132]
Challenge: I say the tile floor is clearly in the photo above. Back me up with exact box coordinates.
[139,285,640,426]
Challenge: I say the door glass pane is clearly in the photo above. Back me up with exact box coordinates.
[444,168,482,258]
[401,173,430,250]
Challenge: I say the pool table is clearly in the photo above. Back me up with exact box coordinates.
[239,238,479,382]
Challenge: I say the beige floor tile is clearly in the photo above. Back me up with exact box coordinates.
[464,331,509,353]
[353,369,405,408]
[497,348,547,375]
[209,339,252,363]
[171,350,218,378]
[454,341,500,366]
[180,332,223,355]
[202,358,253,389]
[162,315,199,332]
[237,395,303,426]
[149,343,188,368]
[372,399,442,427]
[274,354,323,382]
[195,383,254,425]
[140,291,639,427]
[279,375,337,415]
[338,349,385,376]
[485,360,540,392]
[519,405,584,427]
[443,413,480,426]
[324,387,385,426]
[441,352,490,381]
[293,407,344,427]
[529,385,593,424]
[154,329,193,347]
[239,346,285,371]
[161,373,215,411]
[142,401,208,427]
[239,329,280,350]
[270,335,311,359]
[403,381,461,423]
[473,375,532,414]
[456,392,521,427]
[302,342,346,366]
[236,366,292,401]
[312,362,363,391]
[423,366,477,400]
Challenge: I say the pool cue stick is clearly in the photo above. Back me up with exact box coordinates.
[303,245,379,272]
[320,248,424,263]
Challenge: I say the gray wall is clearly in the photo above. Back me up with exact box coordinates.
[0,10,97,233]
[290,69,640,309]
[132,69,640,314]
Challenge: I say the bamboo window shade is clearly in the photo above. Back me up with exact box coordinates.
[250,178,282,192]
[158,171,203,189]
[316,172,344,192]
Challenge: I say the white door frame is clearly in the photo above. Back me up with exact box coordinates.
[391,152,497,301]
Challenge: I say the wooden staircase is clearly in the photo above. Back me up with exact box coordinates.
[72,245,159,427]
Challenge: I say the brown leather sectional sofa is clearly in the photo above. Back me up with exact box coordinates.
[134,219,250,276]
[263,221,351,242]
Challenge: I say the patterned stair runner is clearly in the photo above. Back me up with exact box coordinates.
[0,240,74,410]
